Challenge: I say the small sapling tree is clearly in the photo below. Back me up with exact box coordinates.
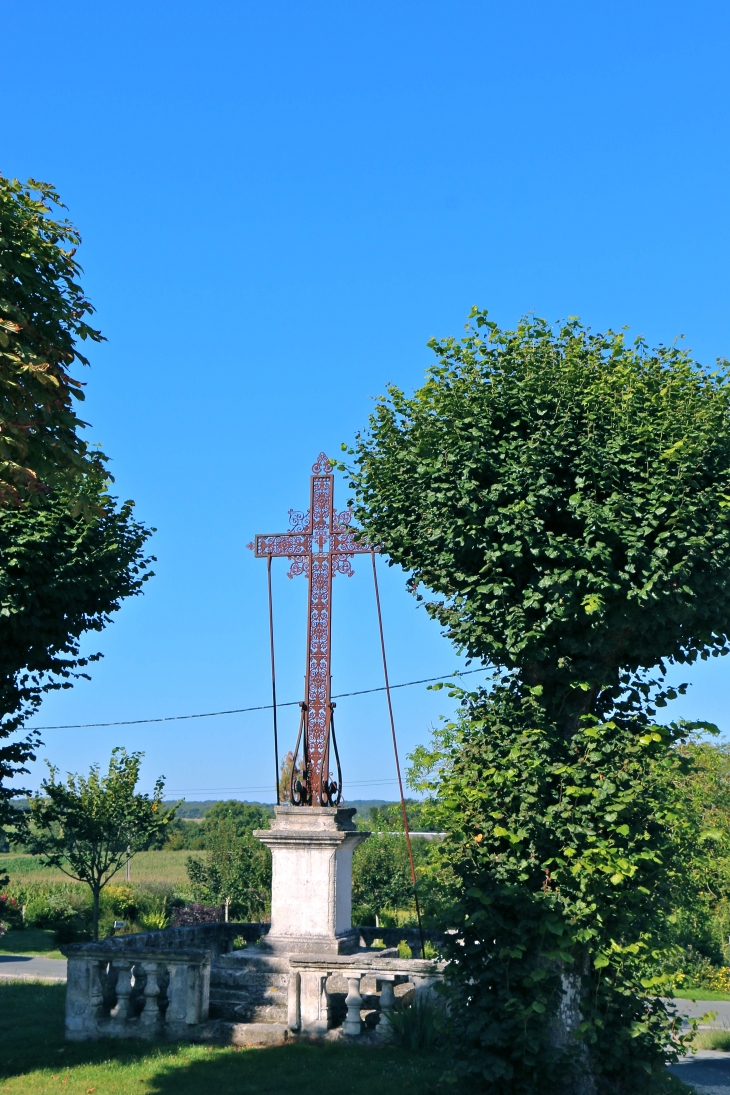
[24,749,170,939]
[347,310,730,1093]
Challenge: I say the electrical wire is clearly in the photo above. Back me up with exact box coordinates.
[26,667,489,731]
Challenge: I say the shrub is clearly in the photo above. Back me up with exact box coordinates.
[101,885,138,921]
[386,994,446,1050]
[137,898,169,931]
[24,890,91,943]
[0,894,23,930]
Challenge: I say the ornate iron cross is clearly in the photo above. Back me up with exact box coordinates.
[251,453,377,807]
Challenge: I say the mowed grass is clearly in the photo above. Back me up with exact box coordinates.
[0,982,445,1095]
[0,851,192,886]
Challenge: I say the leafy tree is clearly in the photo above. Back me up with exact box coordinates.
[347,309,730,729]
[23,749,171,939]
[202,800,271,838]
[186,819,271,921]
[0,477,152,829]
[664,734,730,969]
[352,833,412,925]
[0,175,106,504]
[366,799,440,833]
[347,310,730,1093]
[0,175,153,828]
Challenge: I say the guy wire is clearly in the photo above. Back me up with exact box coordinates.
[371,549,427,961]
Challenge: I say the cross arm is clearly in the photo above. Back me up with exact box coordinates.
[253,533,311,558]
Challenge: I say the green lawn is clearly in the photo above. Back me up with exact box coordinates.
[0,851,192,886]
[0,982,445,1094]
[0,929,63,960]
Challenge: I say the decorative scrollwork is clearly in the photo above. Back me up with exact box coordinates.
[288,509,310,533]
[333,508,353,530]
[287,556,310,580]
[311,452,333,475]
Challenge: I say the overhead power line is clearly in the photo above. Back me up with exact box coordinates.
[28,667,490,731]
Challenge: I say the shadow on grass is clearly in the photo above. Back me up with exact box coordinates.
[0,981,445,1095]
[145,1043,445,1095]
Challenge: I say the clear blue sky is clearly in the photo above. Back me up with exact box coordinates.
[3,0,729,801]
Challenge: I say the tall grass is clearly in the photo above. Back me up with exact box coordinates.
[385,995,446,1051]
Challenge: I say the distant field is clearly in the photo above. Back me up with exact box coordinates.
[0,850,194,886]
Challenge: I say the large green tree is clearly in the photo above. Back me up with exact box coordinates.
[347,310,730,1094]
[0,175,106,504]
[0,176,153,820]
[348,309,730,729]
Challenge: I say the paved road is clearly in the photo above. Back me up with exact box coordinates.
[0,954,67,981]
[670,1050,730,1093]
[674,999,730,1028]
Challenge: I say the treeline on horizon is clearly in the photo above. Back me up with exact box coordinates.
[0,797,437,854]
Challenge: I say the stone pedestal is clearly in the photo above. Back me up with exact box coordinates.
[253,806,369,955]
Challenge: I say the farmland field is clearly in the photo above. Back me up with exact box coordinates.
[0,850,194,886]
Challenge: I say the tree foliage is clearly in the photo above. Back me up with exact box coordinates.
[0,477,153,826]
[23,749,170,939]
[663,736,730,970]
[0,175,153,823]
[347,309,730,729]
[410,687,698,1093]
[186,819,271,922]
[352,834,412,924]
[346,310,730,1092]
[0,175,106,504]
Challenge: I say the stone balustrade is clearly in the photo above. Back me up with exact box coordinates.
[64,943,213,1042]
[287,952,444,1037]
[63,923,446,1045]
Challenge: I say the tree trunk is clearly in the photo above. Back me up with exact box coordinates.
[551,961,597,1095]
[92,886,100,941]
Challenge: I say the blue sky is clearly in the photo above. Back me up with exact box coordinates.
[3,0,729,801]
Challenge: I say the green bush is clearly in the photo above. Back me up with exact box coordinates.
[24,890,91,943]
[0,893,23,929]
[386,994,446,1050]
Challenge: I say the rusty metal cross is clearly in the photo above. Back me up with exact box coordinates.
[250,453,377,806]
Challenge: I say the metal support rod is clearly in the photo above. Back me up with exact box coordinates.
[371,550,426,960]
[267,554,280,805]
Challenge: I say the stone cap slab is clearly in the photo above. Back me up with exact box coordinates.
[288,952,446,975]
[265,805,363,832]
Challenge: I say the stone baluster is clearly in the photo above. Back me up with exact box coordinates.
[186,964,202,1025]
[110,963,133,1022]
[377,977,396,1037]
[140,963,161,1031]
[342,974,363,1036]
